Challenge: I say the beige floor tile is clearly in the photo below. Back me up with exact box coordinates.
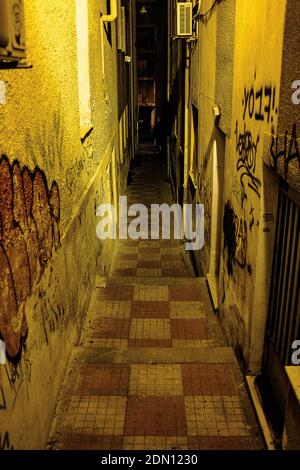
[62,396,126,436]
[88,301,132,319]
[170,301,206,319]
[133,285,169,301]
[130,319,171,340]
[123,436,188,450]
[172,339,215,348]
[129,364,183,396]
[184,395,251,437]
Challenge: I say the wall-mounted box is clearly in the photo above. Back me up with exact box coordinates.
[176,1,193,37]
[0,0,26,61]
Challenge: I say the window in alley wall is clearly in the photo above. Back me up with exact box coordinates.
[76,0,93,139]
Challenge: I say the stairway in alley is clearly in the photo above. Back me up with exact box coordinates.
[48,153,264,450]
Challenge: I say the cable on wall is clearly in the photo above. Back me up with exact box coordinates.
[195,0,220,20]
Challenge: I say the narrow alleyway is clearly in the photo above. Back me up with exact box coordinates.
[48,152,264,451]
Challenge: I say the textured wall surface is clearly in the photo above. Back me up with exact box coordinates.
[215,0,236,138]
[170,0,289,366]
[0,0,128,449]
[263,0,300,192]
[168,0,300,450]
[220,0,286,367]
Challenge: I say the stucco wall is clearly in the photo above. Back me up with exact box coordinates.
[194,1,219,276]
[219,0,286,367]
[263,0,300,193]
[0,0,127,449]
[170,0,291,367]
[188,0,228,276]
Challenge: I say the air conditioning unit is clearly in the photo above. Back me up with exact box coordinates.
[176,1,193,37]
[0,0,26,61]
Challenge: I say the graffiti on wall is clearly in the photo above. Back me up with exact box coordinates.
[223,201,251,277]
[235,79,278,203]
[0,384,6,410]
[235,121,262,205]
[235,78,277,204]
[0,156,61,358]
[242,82,278,124]
[1,351,33,411]
[270,123,300,179]
[225,75,277,282]
[0,431,14,450]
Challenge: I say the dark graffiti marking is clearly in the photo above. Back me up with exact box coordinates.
[2,353,33,409]
[223,202,252,277]
[0,431,14,450]
[271,123,300,179]
[249,206,255,232]
[0,384,6,410]
[236,77,277,206]
[40,292,66,345]
[242,83,277,124]
[0,156,61,358]
[235,121,262,205]
[223,203,237,276]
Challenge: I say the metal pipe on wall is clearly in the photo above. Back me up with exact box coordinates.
[102,0,118,22]
[183,40,191,235]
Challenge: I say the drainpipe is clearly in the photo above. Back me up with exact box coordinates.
[102,0,118,22]
[101,0,118,77]
[182,40,191,236]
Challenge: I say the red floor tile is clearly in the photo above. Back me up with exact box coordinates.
[181,364,239,395]
[132,301,170,318]
[137,260,162,269]
[138,247,161,254]
[163,269,188,277]
[161,254,176,261]
[171,319,208,340]
[90,319,130,339]
[57,435,123,450]
[119,253,139,260]
[169,287,202,301]
[113,268,137,277]
[125,397,187,436]
[120,240,139,247]
[128,339,172,348]
[71,364,130,396]
[96,286,134,301]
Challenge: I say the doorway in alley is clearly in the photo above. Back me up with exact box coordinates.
[262,182,300,445]
[136,0,167,145]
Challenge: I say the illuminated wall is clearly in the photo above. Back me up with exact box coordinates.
[169,0,300,447]
[0,0,131,449]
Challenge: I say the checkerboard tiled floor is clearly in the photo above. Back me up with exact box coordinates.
[49,154,264,450]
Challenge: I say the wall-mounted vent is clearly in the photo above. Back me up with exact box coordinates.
[176,2,193,37]
[0,0,26,61]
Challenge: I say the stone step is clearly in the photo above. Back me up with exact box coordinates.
[72,346,237,365]
[96,276,208,287]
